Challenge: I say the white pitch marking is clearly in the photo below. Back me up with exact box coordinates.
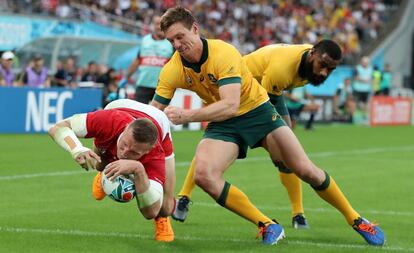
[1,146,413,218]
[2,145,414,181]
[0,226,413,252]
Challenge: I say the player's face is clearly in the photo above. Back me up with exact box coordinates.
[164,22,200,60]
[153,16,165,39]
[306,51,339,86]
[117,128,153,160]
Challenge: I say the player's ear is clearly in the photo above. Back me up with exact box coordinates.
[308,48,315,57]
[192,22,199,34]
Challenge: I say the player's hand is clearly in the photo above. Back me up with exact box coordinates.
[165,106,189,125]
[105,160,144,181]
[74,149,101,171]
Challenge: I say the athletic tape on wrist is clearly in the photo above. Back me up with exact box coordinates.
[137,180,163,208]
[54,126,88,159]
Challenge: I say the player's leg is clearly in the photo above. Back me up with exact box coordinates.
[177,158,196,198]
[172,157,195,222]
[262,126,385,245]
[271,94,307,228]
[154,156,175,242]
[193,137,283,244]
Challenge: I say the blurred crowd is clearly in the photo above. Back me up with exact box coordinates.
[2,0,402,63]
[0,0,400,111]
[0,51,124,105]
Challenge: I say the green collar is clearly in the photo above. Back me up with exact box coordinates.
[181,38,208,73]
[298,50,309,79]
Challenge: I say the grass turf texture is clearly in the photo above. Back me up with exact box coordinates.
[0,125,413,253]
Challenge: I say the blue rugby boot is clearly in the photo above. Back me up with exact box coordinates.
[257,220,285,245]
[353,217,385,246]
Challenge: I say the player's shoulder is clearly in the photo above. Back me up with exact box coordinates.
[260,43,312,53]
[161,52,182,70]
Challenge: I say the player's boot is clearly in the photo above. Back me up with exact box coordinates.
[172,196,191,222]
[257,220,285,245]
[92,172,106,200]
[352,217,385,246]
[154,217,174,242]
[292,214,309,229]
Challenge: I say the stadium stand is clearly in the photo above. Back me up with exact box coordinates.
[0,0,404,64]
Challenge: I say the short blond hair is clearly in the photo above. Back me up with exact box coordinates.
[160,6,196,32]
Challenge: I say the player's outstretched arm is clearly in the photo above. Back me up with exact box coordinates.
[164,84,241,125]
[48,114,101,171]
[105,159,163,219]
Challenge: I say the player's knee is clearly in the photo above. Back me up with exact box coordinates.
[193,159,213,190]
[272,160,293,173]
[289,160,317,183]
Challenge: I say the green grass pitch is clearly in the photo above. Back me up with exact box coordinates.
[0,125,413,253]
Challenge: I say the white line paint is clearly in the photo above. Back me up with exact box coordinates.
[0,170,85,180]
[2,145,414,181]
[1,146,413,218]
[0,226,413,252]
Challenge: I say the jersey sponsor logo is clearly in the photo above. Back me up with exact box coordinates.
[139,56,170,67]
[272,113,279,121]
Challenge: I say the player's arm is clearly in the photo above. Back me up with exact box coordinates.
[92,143,109,171]
[48,114,101,171]
[105,160,163,219]
[119,51,141,88]
[150,100,168,111]
[165,83,240,124]
[150,61,179,112]
[126,57,140,79]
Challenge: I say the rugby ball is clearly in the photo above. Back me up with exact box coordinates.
[101,169,136,203]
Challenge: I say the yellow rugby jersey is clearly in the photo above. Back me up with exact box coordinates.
[244,44,312,96]
[154,38,268,116]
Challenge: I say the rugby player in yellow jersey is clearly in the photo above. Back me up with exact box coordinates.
[150,6,385,246]
[174,40,341,229]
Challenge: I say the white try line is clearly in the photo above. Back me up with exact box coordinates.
[0,226,413,252]
[1,145,414,182]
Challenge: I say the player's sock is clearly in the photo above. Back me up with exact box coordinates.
[279,171,304,216]
[312,171,360,225]
[177,158,196,199]
[217,181,274,225]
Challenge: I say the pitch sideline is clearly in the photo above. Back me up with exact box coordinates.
[0,226,413,252]
[1,145,413,181]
